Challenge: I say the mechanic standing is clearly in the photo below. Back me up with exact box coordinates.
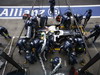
[37,14,48,28]
[49,0,55,15]
[61,11,72,29]
[74,14,83,25]
[0,26,11,39]
[86,24,100,43]
[31,16,39,30]
[83,9,92,28]
[25,20,34,39]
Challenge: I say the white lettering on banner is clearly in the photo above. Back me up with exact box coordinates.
[39,10,45,15]
[14,8,18,16]
[31,10,45,16]
[0,5,100,19]
[33,10,38,16]
[0,9,8,16]
[55,9,59,15]
[24,10,30,14]
[19,8,23,16]
[0,8,46,17]
[48,8,60,16]
[31,10,34,16]
[9,8,14,16]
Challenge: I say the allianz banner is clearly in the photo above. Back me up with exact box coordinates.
[0,5,100,19]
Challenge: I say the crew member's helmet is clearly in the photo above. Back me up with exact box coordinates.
[95,24,100,28]
[54,57,60,62]
[88,9,92,13]
[56,14,62,22]
[66,11,72,17]
[74,37,83,44]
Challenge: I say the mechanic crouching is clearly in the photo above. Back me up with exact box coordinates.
[50,57,62,74]
[74,36,86,54]
[60,37,77,65]
[0,26,11,39]
[29,36,43,59]
[46,31,55,53]
[25,50,37,64]
[17,38,28,54]
[17,38,37,64]
[60,37,73,53]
